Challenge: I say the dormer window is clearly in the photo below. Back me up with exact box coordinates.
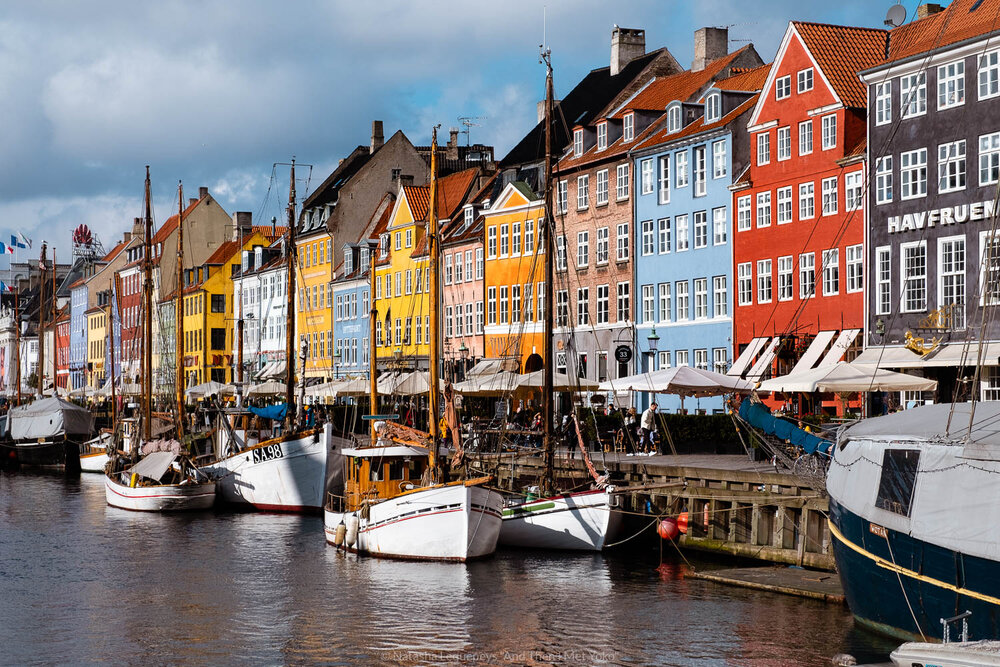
[344,250,353,276]
[705,92,721,123]
[667,104,682,133]
[360,246,369,271]
[573,129,583,157]
[379,233,389,258]
[623,113,634,142]
[597,122,607,151]
[463,205,474,229]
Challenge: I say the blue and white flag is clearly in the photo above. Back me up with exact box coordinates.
[10,234,27,250]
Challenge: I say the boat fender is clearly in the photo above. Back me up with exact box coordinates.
[333,521,347,547]
[345,515,359,547]
[830,654,856,666]
[130,472,138,488]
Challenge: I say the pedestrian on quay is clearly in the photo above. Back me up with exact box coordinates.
[623,407,639,455]
[640,402,658,455]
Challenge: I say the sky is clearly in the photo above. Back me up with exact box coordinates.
[0,0,909,266]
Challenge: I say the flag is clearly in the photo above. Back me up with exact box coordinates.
[0,243,11,255]
[0,281,13,293]
[10,234,27,250]
[18,232,31,249]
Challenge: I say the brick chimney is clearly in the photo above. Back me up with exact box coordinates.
[447,128,460,160]
[398,175,414,189]
[917,3,944,19]
[371,120,384,153]
[232,212,252,240]
[611,27,645,76]
[199,186,209,199]
[693,27,728,72]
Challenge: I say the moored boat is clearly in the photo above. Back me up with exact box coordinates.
[3,396,93,473]
[105,447,216,512]
[891,640,1000,666]
[79,432,112,473]
[499,488,622,551]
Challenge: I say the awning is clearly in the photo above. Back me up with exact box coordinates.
[129,451,178,482]
[262,360,287,380]
[790,330,837,373]
[728,337,767,377]
[746,337,781,381]
[854,343,1000,368]
[817,329,861,367]
[758,362,938,393]
[466,358,520,376]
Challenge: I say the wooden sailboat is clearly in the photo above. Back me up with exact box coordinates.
[105,170,216,511]
[496,48,622,551]
[323,129,503,561]
[198,159,332,512]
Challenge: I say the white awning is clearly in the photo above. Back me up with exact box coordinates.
[728,337,767,377]
[817,329,861,367]
[853,343,1000,368]
[790,330,837,373]
[745,337,781,381]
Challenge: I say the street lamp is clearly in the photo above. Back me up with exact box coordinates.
[647,327,660,353]
[333,349,341,380]
[458,341,469,379]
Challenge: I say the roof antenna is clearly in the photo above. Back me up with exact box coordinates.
[885,3,906,27]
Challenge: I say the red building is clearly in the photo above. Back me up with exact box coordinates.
[55,307,70,390]
[731,22,885,413]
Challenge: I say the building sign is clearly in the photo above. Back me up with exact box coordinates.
[887,200,996,234]
[614,345,633,364]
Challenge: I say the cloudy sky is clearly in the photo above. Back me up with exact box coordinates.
[0,0,897,265]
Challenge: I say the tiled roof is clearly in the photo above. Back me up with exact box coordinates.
[885,0,1000,65]
[205,240,240,265]
[402,168,481,225]
[793,22,888,109]
[714,63,772,92]
[101,239,128,263]
[402,185,431,223]
[153,197,200,245]
[634,94,760,151]
[68,277,87,289]
[250,225,288,240]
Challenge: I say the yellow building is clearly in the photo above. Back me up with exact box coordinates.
[296,217,334,381]
[86,306,107,388]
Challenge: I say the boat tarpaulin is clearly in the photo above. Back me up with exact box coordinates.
[8,397,94,440]
[129,451,178,482]
[250,403,288,421]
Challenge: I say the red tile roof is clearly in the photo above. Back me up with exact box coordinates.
[101,239,128,263]
[714,63,772,92]
[793,22,888,109]
[402,168,482,225]
[885,0,1000,65]
[402,185,431,223]
[634,94,760,151]
[205,240,240,265]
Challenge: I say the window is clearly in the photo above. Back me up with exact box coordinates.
[667,105,681,132]
[841,171,862,211]
[939,236,966,328]
[693,146,707,196]
[876,246,891,315]
[799,120,813,155]
[476,301,484,333]
[738,263,752,306]
[822,249,839,296]
[777,187,792,224]
[623,113,634,142]
[777,255,793,302]
[641,220,655,255]
[901,148,928,200]
[577,231,589,268]
[980,231,1000,306]
[476,248,484,279]
[211,328,225,350]
[487,287,496,325]
[777,126,791,161]
[693,211,708,249]
[464,206,474,228]
[712,207,727,245]
[658,156,670,203]
[556,290,568,326]
[499,286,509,324]
[821,177,838,215]
[556,235,567,271]
[596,122,607,150]
[901,241,927,312]
[901,72,927,117]
[444,255,452,285]
[799,182,814,219]
[980,50,1000,99]
[642,285,655,323]
[557,180,568,214]
[694,349,709,370]
[616,223,630,262]
[797,67,813,93]
[596,169,609,205]
[597,351,608,383]
[596,227,609,264]
[875,449,920,517]
[487,226,497,258]
[676,350,689,367]
[676,281,690,320]
[737,196,751,231]
[573,128,583,157]
[512,223,521,256]
[445,306,453,337]
[500,224,509,257]
[799,252,815,299]
[938,140,966,193]
[713,348,728,374]
[524,221,534,254]
[980,132,1000,185]
[706,92,721,122]
[846,244,863,294]
[659,283,672,322]
[640,159,654,195]
[875,81,892,125]
[675,215,689,252]
[757,132,770,165]
[654,219,669,255]
[713,276,727,317]
[821,114,837,150]
[597,284,609,324]
[616,282,630,321]
[556,351,567,375]
[876,157,893,204]
[756,191,771,228]
[616,163,630,200]
[756,259,772,303]
[521,285,531,323]
[694,278,709,319]
[676,151,689,188]
[776,75,791,100]
[577,288,589,325]
[395,232,402,251]
[712,140,727,179]
[465,250,473,281]
[938,60,965,109]
[395,272,401,297]
[577,175,590,209]
[211,294,225,313]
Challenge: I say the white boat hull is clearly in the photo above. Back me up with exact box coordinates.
[80,451,108,473]
[324,483,503,561]
[105,475,216,512]
[892,641,1000,666]
[200,429,329,513]
[498,489,623,551]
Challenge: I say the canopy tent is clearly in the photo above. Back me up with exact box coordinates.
[598,366,754,397]
[465,358,519,377]
[254,360,287,381]
[120,383,142,396]
[185,381,234,399]
[8,397,94,440]
[377,371,431,396]
[516,370,600,391]
[756,361,938,394]
[246,381,286,397]
[68,385,100,399]
[331,377,372,397]
[452,371,520,396]
[304,380,340,397]
[817,329,861,367]
[745,337,782,381]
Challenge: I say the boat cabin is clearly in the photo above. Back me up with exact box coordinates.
[341,445,430,510]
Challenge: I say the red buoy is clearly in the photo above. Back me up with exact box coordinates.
[657,518,680,540]
[677,512,689,534]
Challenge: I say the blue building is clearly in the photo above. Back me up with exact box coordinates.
[69,281,88,389]
[631,67,767,413]
[332,240,376,381]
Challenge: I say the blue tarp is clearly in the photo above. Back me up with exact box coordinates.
[250,403,288,421]
[739,400,833,455]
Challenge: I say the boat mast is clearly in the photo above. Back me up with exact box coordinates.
[51,248,57,392]
[108,276,118,426]
[14,284,20,406]
[427,127,440,481]
[175,182,185,438]
[541,46,556,496]
[368,246,378,442]
[142,166,153,442]
[37,242,46,399]
[284,158,297,431]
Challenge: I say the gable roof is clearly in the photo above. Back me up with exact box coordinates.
[881,0,1000,66]
[634,94,760,152]
[714,63,773,92]
[792,22,888,110]
[205,240,240,266]
[301,145,372,213]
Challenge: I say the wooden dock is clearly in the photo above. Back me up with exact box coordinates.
[689,566,845,604]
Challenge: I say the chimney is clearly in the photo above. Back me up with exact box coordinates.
[233,212,252,240]
[447,128,459,160]
[693,27,729,72]
[199,186,208,200]
[398,175,414,189]
[371,120,384,153]
[611,27,645,76]
[188,198,198,207]
[916,3,944,19]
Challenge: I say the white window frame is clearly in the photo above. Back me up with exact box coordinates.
[757,132,770,165]
[821,114,837,150]
[822,248,839,296]
[693,211,708,249]
[979,50,1000,100]
[822,177,838,216]
[900,240,928,313]
[657,155,670,203]
[641,220,655,256]
[845,171,863,211]
[799,181,815,220]
[712,140,727,179]
[712,207,727,246]
[706,92,721,122]
[778,255,793,302]
[938,140,966,193]
[694,278,709,319]
[623,113,634,142]
[938,235,966,328]
[713,275,727,317]
[777,186,793,224]
[667,105,681,133]
[675,280,690,320]
[981,131,1000,185]
[756,191,771,228]
[901,72,927,118]
[675,214,689,252]
[616,163,630,200]
[573,128,583,157]
[659,283,672,322]
[756,259,772,304]
[798,120,813,156]
[937,60,965,110]
[776,75,791,100]
[676,151,689,188]
[577,174,590,209]
[777,126,791,161]
[876,156,893,204]
[577,231,589,268]
[596,227,609,265]
[737,195,751,232]
[980,230,1000,306]
[875,246,892,316]
[875,81,892,126]
[737,263,752,306]
[693,146,707,197]
[797,68,813,93]
[596,169,609,205]
[901,148,928,200]
[616,223,630,262]
[799,252,815,299]
[846,244,863,294]
[596,122,607,151]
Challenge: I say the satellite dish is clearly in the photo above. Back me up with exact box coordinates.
[885,3,906,27]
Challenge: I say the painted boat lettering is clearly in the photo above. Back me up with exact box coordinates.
[252,443,284,464]
[869,522,888,539]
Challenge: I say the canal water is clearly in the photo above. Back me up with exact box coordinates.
[0,472,897,666]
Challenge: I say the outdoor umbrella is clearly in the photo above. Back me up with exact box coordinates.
[246,380,286,397]
[185,381,234,399]
[516,370,600,391]
[598,366,754,397]
[756,361,938,394]
[452,371,520,396]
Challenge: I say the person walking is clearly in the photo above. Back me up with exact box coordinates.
[640,402,658,455]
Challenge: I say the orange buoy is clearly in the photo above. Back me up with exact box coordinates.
[677,512,689,534]
[657,518,680,540]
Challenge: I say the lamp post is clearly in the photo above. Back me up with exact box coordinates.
[333,349,341,380]
[647,327,660,370]
[458,341,469,380]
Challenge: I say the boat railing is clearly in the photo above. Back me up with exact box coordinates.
[941,610,972,643]
[325,492,346,513]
